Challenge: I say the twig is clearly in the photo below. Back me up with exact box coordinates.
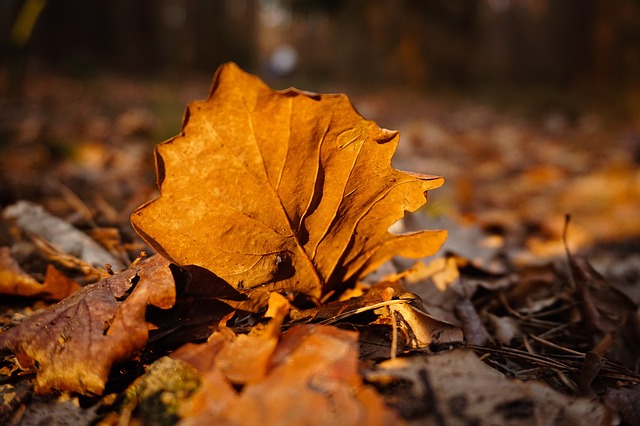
[528,333,586,356]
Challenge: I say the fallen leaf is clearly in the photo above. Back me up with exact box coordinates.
[402,257,464,325]
[131,62,445,304]
[242,324,397,426]
[0,255,175,395]
[2,201,127,271]
[366,349,611,425]
[172,294,397,424]
[0,247,80,301]
[0,247,40,295]
[569,254,637,334]
[180,324,398,426]
[577,351,602,397]
[386,298,463,351]
[171,327,236,374]
[454,297,491,346]
[215,293,289,384]
[143,265,239,352]
[287,281,463,358]
[560,216,638,365]
[603,385,640,425]
[556,167,640,243]
[7,393,96,426]
[401,214,504,273]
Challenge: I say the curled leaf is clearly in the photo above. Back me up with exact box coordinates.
[0,255,175,395]
[132,63,445,302]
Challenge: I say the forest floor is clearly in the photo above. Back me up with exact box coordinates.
[1,71,639,425]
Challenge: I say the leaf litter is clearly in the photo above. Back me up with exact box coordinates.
[0,63,639,424]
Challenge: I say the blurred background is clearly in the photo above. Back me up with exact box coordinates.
[5,0,640,90]
[3,0,640,92]
[1,0,640,258]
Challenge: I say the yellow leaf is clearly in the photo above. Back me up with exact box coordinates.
[131,63,445,301]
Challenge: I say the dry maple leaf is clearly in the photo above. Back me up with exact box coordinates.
[0,255,175,395]
[132,62,445,302]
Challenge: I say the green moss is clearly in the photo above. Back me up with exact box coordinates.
[104,357,201,426]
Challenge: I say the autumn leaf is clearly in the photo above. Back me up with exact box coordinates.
[366,349,610,425]
[131,62,446,302]
[165,293,399,424]
[178,325,398,425]
[288,281,463,357]
[0,255,175,395]
[0,247,81,301]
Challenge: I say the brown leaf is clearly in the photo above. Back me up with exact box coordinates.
[569,254,637,334]
[387,299,463,350]
[366,349,611,425]
[402,257,465,325]
[288,281,463,358]
[603,385,640,425]
[0,247,81,301]
[215,293,289,384]
[454,296,492,346]
[131,62,445,303]
[179,324,399,426]
[8,394,97,426]
[0,255,175,395]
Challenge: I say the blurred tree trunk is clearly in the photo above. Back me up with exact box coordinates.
[2,0,639,92]
[473,0,593,87]
[2,0,258,77]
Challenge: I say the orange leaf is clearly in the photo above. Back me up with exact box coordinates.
[0,247,81,301]
[216,293,289,384]
[131,63,445,303]
[179,324,399,426]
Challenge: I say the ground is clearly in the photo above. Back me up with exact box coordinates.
[1,71,639,424]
